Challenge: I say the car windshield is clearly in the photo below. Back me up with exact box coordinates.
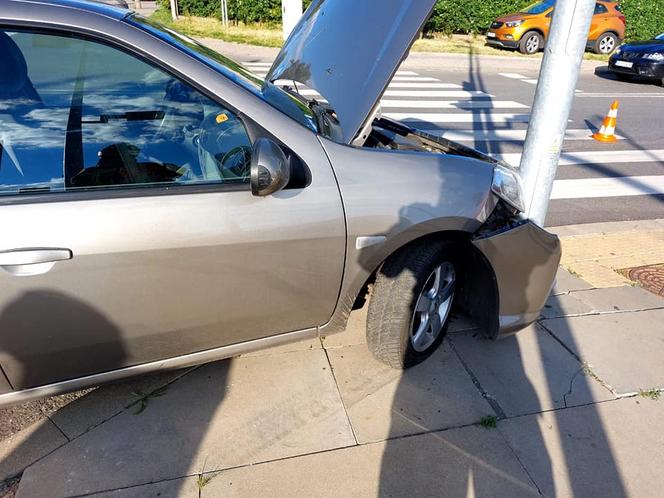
[522,0,555,14]
[126,15,317,133]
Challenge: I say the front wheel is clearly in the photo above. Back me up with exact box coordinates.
[594,33,618,55]
[519,31,543,55]
[366,241,458,369]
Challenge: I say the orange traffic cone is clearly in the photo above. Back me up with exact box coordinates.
[592,100,619,142]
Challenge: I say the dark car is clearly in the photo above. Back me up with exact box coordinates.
[608,33,664,85]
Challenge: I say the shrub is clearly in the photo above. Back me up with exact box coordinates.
[423,0,532,35]
[156,0,664,42]
[620,0,664,41]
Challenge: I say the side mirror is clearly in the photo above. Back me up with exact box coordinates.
[250,138,290,197]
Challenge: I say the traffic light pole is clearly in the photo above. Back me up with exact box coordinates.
[518,0,597,227]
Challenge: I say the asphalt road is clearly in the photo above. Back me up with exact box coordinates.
[403,59,664,227]
[244,54,664,227]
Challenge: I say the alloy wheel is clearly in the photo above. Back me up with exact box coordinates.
[599,35,616,54]
[410,262,456,352]
[526,35,540,53]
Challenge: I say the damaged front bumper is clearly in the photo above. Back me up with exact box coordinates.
[473,219,561,336]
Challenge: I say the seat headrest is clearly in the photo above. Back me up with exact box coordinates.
[0,32,40,102]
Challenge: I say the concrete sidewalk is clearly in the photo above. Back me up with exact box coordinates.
[1,220,663,497]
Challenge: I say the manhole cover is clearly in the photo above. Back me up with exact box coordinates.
[618,264,664,297]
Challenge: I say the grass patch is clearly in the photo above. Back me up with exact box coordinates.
[150,10,609,62]
[479,415,498,429]
[151,10,283,47]
[195,474,213,489]
[130,385,169,414]
[639,388,661,400]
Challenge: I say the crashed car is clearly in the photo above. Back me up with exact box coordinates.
[0,0,560,407]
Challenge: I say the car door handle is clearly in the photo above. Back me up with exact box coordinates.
[0,248,73,276]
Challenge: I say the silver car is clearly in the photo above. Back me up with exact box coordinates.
[0,0,560,407]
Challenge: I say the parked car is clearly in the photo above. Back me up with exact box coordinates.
[0,0,561,407]
[486,0,625,55]
[608,33,664,85]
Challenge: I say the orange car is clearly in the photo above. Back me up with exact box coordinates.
[486,0,626,55]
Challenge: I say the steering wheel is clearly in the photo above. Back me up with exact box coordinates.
[218,145,252,179]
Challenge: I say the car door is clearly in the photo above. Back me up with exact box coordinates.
[588,3,609,40]
[0,28,345,390]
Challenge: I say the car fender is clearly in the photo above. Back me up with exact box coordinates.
[317,137,496,334]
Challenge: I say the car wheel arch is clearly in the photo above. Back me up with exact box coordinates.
[320,230,500,339]
[519,28,545,41]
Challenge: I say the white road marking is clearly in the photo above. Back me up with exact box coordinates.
[499,73,528,79]
[383,90,494,98]
[386,112,530,124]
[380,99,529,109]
[576,93,664,98]
[387,82,462,89]
[432,128,623,142]
[391,76,440,82]
[495,149,664,168]
[524,79,539,85]
[551,176,664,199]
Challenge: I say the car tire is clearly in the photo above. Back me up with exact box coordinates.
[594,33,618,55]
[519,31,543,55]
[366,240,458,369]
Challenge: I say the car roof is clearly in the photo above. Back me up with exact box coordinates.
[2,0,128,22]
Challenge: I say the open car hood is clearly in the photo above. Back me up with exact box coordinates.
[265,0,437,144]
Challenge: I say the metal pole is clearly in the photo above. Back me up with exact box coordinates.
[221,0,228,30]
[169,0,178,21]
[281,0,303,40]
[518,0,597,226]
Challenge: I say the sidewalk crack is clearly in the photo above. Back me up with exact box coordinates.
[46,415,71,442]
[447,337,507,419]
[323,348,359,445]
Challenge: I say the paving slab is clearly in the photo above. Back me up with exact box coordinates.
[541,309,664,394]
[50,369,194,440]
[450,325,614,417]
[570,286,664,313]
[202,425,540,497]
[551,268,594,295]
[90,477,198,498]
[0,419,66,481]
[499,398,664,498]
[327,342,494,444]
[16,350,355,497]
[541,293,594,319]
[1,390,89,441]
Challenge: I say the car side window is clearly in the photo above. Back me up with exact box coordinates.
[594,3,608,15]
[0,30,252,196]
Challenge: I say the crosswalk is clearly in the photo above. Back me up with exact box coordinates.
[243,61,664,207]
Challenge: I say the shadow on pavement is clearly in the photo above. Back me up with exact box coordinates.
[376,49,627,497]
[0,291,228,498]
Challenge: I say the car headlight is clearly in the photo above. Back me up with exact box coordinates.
[505,20,524,28]
[613,46,622,55]
[643,52,664,61]
[492,164,525,212]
